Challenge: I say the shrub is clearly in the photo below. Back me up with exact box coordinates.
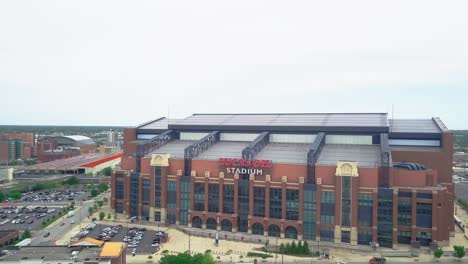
[453,245,465,259]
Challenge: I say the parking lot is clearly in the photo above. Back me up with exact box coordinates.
[82,224,167,255]
[21,189,89,204]
[0,205,67,231]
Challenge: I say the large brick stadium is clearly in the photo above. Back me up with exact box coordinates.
[111,113,453,249]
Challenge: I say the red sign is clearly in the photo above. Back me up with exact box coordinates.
[218,158,272,175]
[218,158,271,168]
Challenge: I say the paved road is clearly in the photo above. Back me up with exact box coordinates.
[30,199,94,246]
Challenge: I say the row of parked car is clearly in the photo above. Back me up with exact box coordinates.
[22,190,86,203]
[96,225,123,241]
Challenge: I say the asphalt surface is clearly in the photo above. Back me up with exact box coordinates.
[30,199,93,246]
[84,224,160,255]
[455,181,468,202]
[0,206,65,231]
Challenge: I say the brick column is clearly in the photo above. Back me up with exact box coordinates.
[203,174,209,229]
[188,172,195,227]
[264,176,271,237]
[248,174,254,234]
[175,176,181,225]
[350,176,359,245]
[110,172,116,210]
[334,176,342,244]
[298,177,304,240]
[233,174,239,232]
[411,190,417,242]
[149,169,155,222]
[218,175,224,231]
[432,190,438,242]
[392,189,398,249]
[280,176,287,238]
[124,173,130,217]
[372,189,378,242]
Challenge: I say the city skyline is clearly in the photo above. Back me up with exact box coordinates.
[1,1,467,129]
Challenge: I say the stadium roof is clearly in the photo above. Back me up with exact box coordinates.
[136,113,449,135]
[63,135,95,145]
[389,119,441,133]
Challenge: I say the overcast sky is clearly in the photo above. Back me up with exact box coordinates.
[1,1,467,129]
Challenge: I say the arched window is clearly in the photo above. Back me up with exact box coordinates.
[285,226,298,239]
[206,218,217,230]
[268,224,281,237]
[192,216,203,228]
[221,219,232,232]
[252,223,264,235]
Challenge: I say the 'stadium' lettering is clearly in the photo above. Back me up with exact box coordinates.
[226,167,263,175]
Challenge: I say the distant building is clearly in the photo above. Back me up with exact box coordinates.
[0,242,127,264]
[25,153,122,175]
[0,230,18,247]
[0,133,34,159]
[37,135,97,162]
[0,139,23,163]
[0,168,14,184]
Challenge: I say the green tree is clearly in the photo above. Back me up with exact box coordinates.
[0,191,5,203]
[285,242,291,254]
[91,189,99,197]
[297,241,303,254]
[303,240,310,255]
[107,213,111,220]
[8,191,22,200]
[88,206,94,215]
[102,167,112,176]
[21,230,31,239]
[99,211,105,221]
[434,248,443,260]
[65,176,79,185]
[453,245,465,259]
[97,200,104,207]
[97,183,108,192]
[290,241,297,254]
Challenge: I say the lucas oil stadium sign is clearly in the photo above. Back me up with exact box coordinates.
[218,158,272,175]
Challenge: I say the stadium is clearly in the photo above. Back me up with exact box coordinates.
[111,113,453,249]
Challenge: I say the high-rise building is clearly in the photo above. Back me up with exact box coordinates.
[111,113,453,248]
[0,133,33,159]
[0,139,23,163]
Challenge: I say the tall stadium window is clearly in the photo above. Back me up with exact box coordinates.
[223,185,234,214]
[194,182,205,211]
[303,186,317,240]
[377,189,393,248]
[416,203,432,228]
[398,201,412,226]
[321,191,335,225]
[154,166,162,208]
[166,180,177,209]
[116,181,124,199]
[208,184,219,212]
[269,188,282,219]
[253,187,265,217]
[286,189,299,220]
[142,179,150,206]
[358,193,373,227]
[341,177,351,227]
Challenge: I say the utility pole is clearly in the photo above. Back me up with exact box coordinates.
[188,230,191,254]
